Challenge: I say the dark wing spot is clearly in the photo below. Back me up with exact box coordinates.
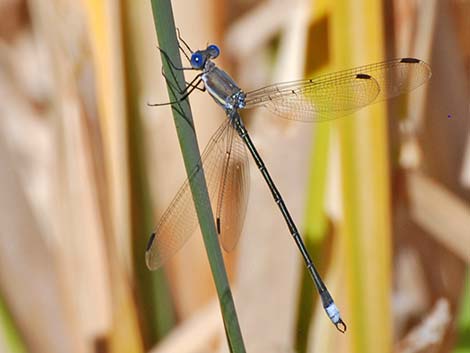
[216,218,221,234]
[400,58,420,64]
[356,73,371,79]
[146,232,156,252]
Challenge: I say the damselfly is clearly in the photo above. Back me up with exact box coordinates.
[145,32,431,333]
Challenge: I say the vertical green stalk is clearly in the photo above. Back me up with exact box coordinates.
[149,1,246,352]
[121,0,175,347]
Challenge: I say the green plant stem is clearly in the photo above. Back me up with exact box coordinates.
[121,0,175,346]
[149,1,246,352]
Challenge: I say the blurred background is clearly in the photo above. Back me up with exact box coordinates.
[0,0,468,352]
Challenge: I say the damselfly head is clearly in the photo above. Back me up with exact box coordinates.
[190,44,220,69]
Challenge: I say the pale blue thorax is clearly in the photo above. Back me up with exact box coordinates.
[201,61,246,115]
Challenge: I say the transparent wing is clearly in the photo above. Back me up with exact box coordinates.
[243,58,431,122]
[145,120,250,270]
[215,126,250,251]
[146,121,231,270]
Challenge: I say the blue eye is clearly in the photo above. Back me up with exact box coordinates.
[190,52,204,69]
[207,44,220,59]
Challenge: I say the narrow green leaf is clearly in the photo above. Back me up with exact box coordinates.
[149,1,246,351]
[121,0,176,345]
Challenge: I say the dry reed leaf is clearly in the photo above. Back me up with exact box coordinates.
[0,4,91,352]
[393,248,431,337]
[393,0,436,146]
[24,0,117,348]
[150,299,222,353]
[224,0,298,58]
[0,135,81,352]
[81,0,132,269]
[80,0,145,350]
[394,298,451,353]
[407,171,470,264]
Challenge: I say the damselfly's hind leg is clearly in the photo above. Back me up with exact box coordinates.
[160,67,204,95]
[147,75,204,107]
